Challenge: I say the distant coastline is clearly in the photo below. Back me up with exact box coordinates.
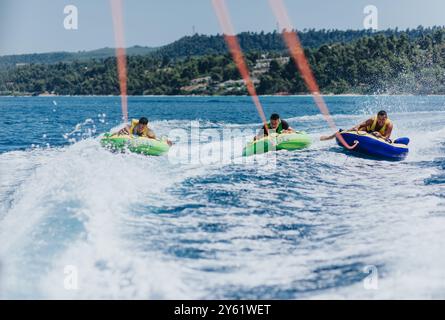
[1,28,445,97]
[3,93,445,98]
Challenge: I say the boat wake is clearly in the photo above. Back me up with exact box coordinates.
[1,100,445,299]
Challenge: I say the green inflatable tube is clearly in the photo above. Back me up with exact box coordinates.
[101,133,170,156]
[242,132,311,157]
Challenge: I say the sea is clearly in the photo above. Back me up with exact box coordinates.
[0,95,444,299]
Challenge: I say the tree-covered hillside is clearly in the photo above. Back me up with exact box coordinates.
[153,27,444,59]
[2,26,443,67]
[0,46,158,69]
[1,27,444,96]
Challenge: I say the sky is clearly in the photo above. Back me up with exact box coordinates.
[0,0,444,55]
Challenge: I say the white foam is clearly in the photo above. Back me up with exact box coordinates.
[1,107,445,299]
[0,139,207,298]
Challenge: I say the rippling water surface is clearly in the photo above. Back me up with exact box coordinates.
[0,96,444,299]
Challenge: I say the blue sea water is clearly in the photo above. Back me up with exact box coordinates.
[0,95,445,299]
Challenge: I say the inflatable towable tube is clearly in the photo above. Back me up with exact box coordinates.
[243,132,311,157]
[100,133,170,156]
[336,131,409,160]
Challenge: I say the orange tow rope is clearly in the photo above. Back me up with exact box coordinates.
[268,0,357,150]
[212,0,269,135]
[110,0,129,123]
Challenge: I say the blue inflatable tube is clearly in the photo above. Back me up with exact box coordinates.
[336,131,409,161]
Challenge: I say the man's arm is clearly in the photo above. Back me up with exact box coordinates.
[373,122,393,140]
[349,119,372,131]
[280,120,294,133]
[384,123,393,139]
[146,129,156,139]
[281,127,294,133]
[118,125,131,135]
[370,122,393,140]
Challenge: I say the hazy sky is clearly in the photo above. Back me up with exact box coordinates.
[0,0,444,55]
